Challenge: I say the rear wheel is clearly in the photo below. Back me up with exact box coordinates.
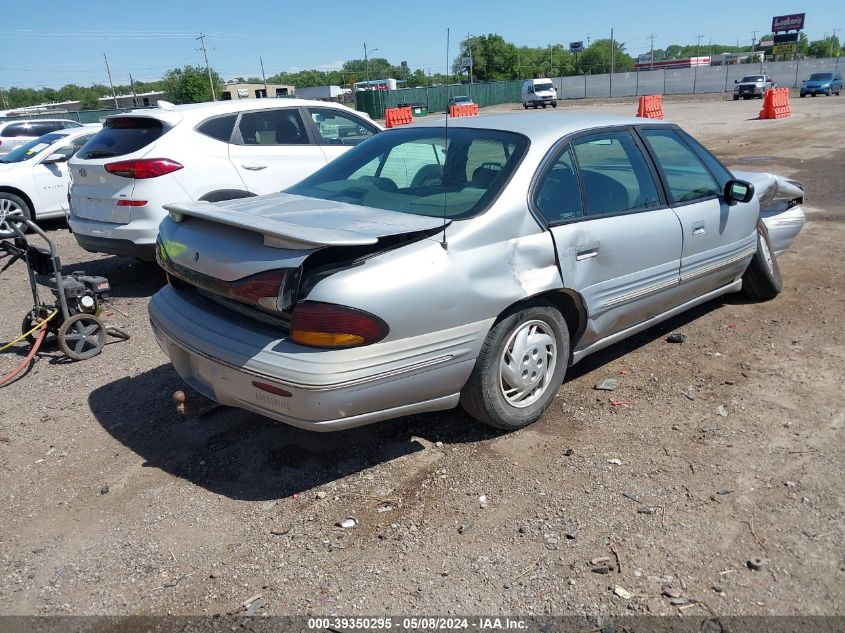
[460,303,568,431]
[742,219,782,301]
[0,193,32,239]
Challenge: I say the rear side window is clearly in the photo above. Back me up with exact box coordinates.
[63,121,82,128]
[77,117,166,159]
[196,114,237,142]
[235,109,308,146]
[1,123,32,137]
[535,144,583,223]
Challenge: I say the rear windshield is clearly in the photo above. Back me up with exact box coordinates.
[77,117,166,159]
[287,127,529,220]
[808,73,833,81]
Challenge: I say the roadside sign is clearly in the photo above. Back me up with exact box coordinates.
[773,32,799,43]
[461,57,472,69]
[773,43,798,55]
[569,41,584,53]
[638,53,652,63]
[772,13,805,32]
[760,40,774,47]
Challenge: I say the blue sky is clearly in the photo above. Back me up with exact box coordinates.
[1,0,842,89]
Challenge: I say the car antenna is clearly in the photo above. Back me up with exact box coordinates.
[440,27,450,250]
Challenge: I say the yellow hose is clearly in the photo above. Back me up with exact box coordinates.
[0,310,58,352]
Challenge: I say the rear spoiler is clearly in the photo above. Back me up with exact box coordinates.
[163,201,379,250]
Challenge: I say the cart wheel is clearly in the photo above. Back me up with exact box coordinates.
[58,314,106,361]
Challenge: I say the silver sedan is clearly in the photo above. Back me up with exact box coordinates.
[149,113,804,431]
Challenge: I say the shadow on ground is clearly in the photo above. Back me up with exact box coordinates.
[88,296,730,501]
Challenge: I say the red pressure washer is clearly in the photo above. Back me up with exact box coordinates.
[0,216,129,381]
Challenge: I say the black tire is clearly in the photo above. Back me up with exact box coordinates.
[58,313,106,360]
[742,219,782,301]
[460,303,569,431]
[800,93,806,98]
[551,102,557,108]
[523,103,528,109]
[0,192,32,239]
[21,309,51,345]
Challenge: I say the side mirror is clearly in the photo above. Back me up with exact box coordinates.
[734,79,738,84]
[42,153,69,165]
[724,179,754,205]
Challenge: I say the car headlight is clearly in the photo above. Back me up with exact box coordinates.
[822,83,831,88]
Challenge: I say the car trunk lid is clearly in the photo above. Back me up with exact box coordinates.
[158,192,449,312]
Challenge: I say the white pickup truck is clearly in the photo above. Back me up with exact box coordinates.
[733,74,775,100]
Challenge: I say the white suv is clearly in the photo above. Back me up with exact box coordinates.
[68,99,382,260]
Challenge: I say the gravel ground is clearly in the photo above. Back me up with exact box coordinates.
[0,95,843,618]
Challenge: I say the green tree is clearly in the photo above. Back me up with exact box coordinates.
[161,65,221,104]
[808,35,841,58]
[579,39,634,74]
[453,34,519,81]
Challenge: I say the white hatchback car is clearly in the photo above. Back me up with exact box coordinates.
[0,126,101,238]
[67,99,382,260]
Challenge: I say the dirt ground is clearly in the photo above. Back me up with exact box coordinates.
[0,94,843,619]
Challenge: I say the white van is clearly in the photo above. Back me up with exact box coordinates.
[522,79,557,109]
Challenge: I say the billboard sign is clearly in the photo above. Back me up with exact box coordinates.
[461,57,472,69]
[773,32,799,43]
[760,40,774,47]
[773,43,798,55]
[638,53,652,63]
[771,13,805,32]
[569,41,584,53]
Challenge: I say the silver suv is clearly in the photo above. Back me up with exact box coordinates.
[0,119,82,156]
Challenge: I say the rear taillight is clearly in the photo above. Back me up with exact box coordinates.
[229,269,287,310]
[116,199,148,207]
[105,158,183,179]
[290,301,389,348]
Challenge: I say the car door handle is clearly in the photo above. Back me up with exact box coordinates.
[575,242,600,261]
[692,222,705,236]
[241,162,268,171]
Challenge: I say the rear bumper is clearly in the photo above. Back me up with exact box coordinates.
[73,232,156,260]
[147,285,485,431]
[68,214,160,259]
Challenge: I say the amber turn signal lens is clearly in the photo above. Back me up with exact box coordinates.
[290,301,388,348]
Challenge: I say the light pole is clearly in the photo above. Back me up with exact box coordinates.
[364,43,379,89]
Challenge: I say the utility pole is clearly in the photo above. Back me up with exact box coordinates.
[586,33,591,47]
[831,29,840,58]
[549,43,553,77]
[364,42,370,87]
[196,32,216,101]
[467,32,474,84]
[260,56,268,96]
[693,35,704,93]
[609,28,614,96]
[648,33,656,70]
[103,52,119,108]
[129,73,138,107]
[0,87,7,110]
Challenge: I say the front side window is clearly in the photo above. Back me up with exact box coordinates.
[54,134,96,159]
[63,121,83,128]
[571,130,660,216]
[641,128,721,204]
[287,127,528,219]
[236,109,308,145]
[675,129,732,189]
[308,108,377,146]
[535,144,583,224]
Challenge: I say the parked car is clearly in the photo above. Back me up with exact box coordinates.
[522,78,558,109]
[799,72,843,97]
[447,95,475,109]
[67,99,382,260]
[0,119,83,157]
[149,113,805,433]
[733,74,775,100]
[0,126,101,238]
